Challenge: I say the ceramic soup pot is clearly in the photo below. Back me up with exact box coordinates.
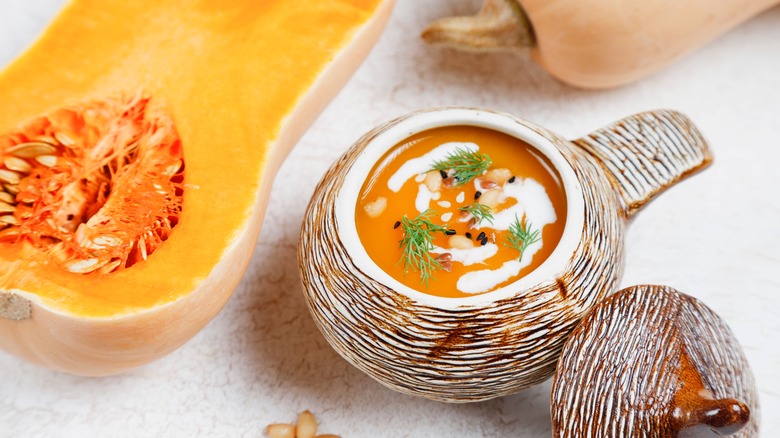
[298,108,712,402]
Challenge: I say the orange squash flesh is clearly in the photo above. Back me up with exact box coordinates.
[0,0,393,375]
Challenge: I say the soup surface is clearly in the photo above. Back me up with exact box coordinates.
[355,125,567,298]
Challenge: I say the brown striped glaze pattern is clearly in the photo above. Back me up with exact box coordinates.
[551,285,759,437]
[575,111,712,217]
[298,109,711,402]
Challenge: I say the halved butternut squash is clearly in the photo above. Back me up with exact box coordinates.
[0,0,394,375]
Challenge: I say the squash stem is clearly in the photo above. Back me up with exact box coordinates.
[421,0,534,51]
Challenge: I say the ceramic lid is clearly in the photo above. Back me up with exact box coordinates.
[551,285,758,437]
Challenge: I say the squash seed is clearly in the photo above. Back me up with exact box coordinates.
[0,202,15,214]
[35,155,58,168]
[16,192,36,204]
[3,157,32,173]
[162,159,183,176]
[138,236,148,260]
[0,215,19,226]
[17,208,32,219]
[84,235,123,250]
[34,135,57,144]
[0,227,20,242]
[63,258,105,274]
[97,259,122,274]
[54,132,76,147]
[6,141,58,158]
[0,169,21,184]
[4,184,19,194]
[0,192,14,204]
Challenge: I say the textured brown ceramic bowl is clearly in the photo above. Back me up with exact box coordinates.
[298,108,712,402]
[552,285,759,437]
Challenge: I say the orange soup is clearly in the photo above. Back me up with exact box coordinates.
[355,126,567,298]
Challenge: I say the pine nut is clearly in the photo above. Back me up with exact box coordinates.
[296,410,318,438]
[484,168,512,185]
[449,235,474,249]
[423,171,442,192]
[265,424,295,438]
[478,189,502,209]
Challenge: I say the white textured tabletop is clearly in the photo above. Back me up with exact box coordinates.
[1,1,779,437]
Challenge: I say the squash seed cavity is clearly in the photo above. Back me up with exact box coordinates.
[0,91,184,274]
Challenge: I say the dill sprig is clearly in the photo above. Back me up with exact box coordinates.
[430,147,492,186]
[398,209,448,285]
[505,215,541,261]
[458,203,495,225]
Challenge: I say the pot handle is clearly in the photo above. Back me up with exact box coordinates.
[574,110,712,218]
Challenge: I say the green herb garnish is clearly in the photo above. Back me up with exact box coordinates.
[458,203,495,225]
[398,209,448,285]
[430,147,491,186]
[505,215,541,261]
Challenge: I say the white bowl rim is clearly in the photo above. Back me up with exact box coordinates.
[334,107,585,309]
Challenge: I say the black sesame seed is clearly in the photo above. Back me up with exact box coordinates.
[508,176,516,183]
[477,231,486,241]
[445,229,456,235]
[439,170,447,179]
[465,232,472,239]
[480,237,488,246]
[393,221,401,229]
[474,191,482,200]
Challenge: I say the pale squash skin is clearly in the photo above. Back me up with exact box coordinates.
[423,0,780,89]
[0,0,394,376]
[526,0,780,88]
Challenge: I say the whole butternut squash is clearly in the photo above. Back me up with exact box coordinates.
[0,0,393,376]
[422,0,779,89]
